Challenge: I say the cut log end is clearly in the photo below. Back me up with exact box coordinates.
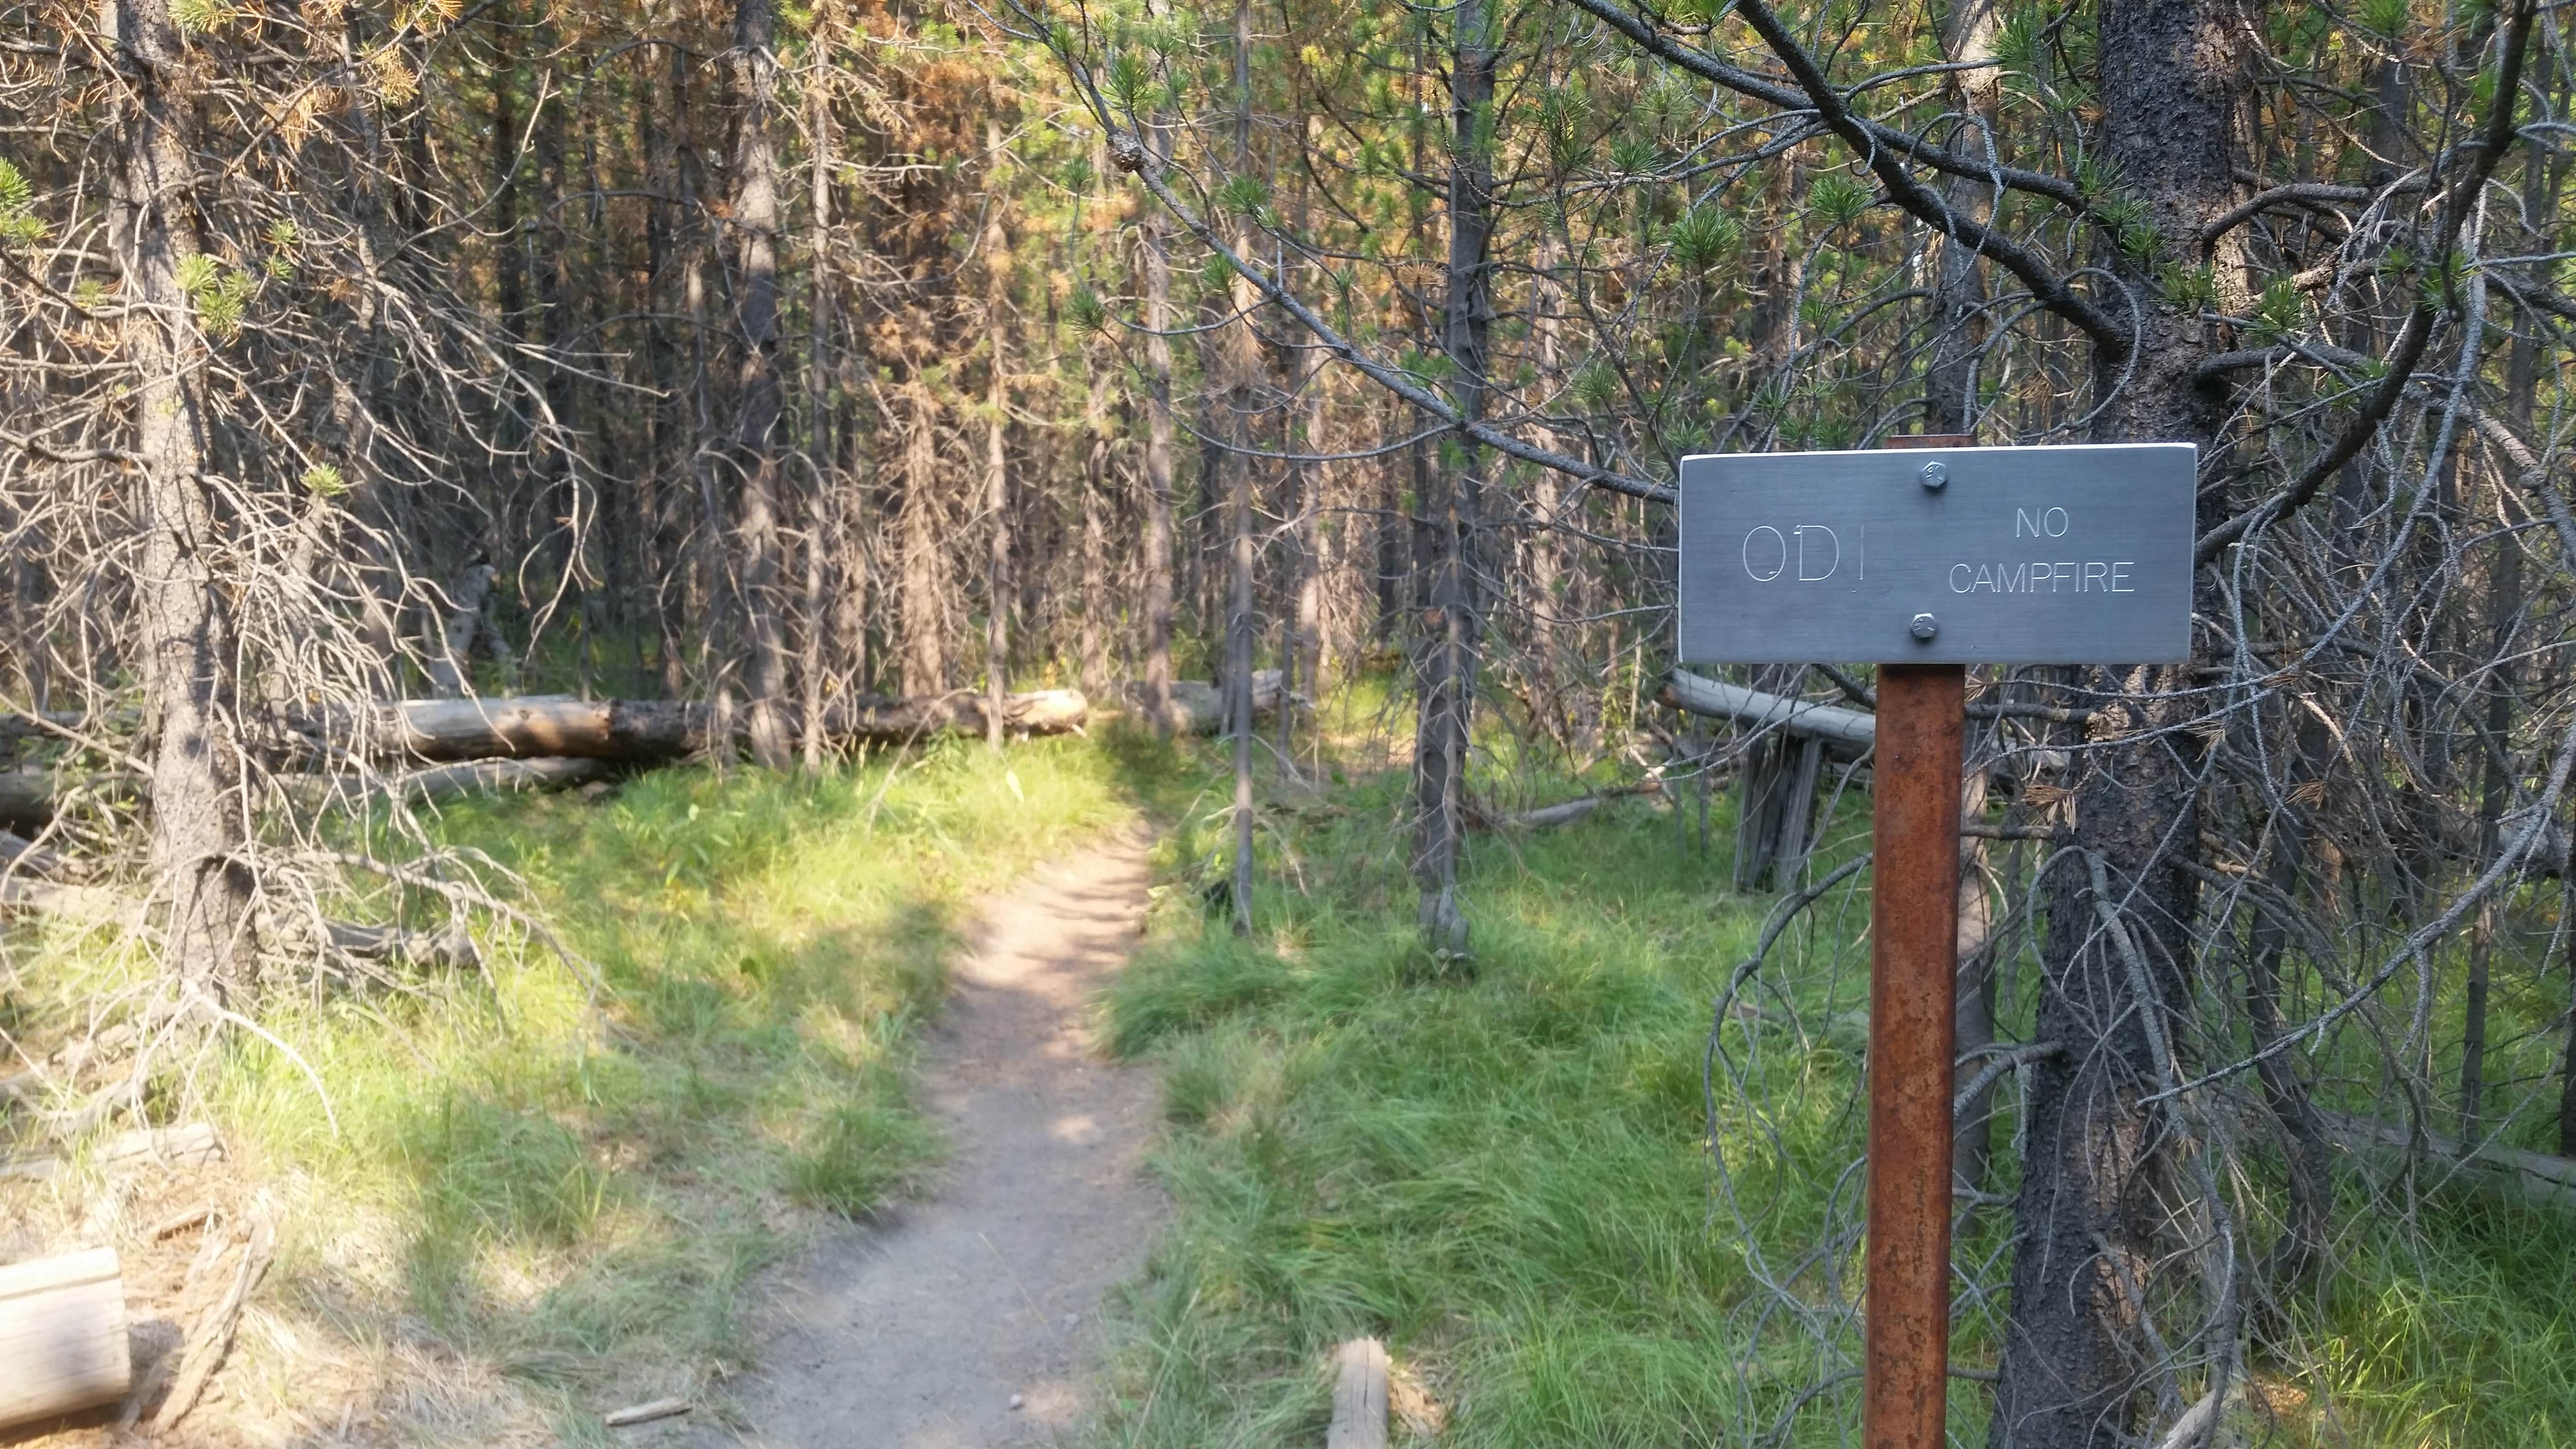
[0,1247,131,1432]
[1326,1336,1390,1449]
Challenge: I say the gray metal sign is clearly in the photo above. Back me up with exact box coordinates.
[1677,443,2196,665]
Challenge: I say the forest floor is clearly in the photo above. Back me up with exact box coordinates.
[703,829,1163,1449]
[0,734,1167,1448]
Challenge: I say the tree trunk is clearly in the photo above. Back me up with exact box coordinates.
[1993,3,2243,1444]
[111,0,255,988]
[1412,0,1495,954]
[801,71,836,774]
[729,0,791,769]
[1138,115,1178,735]
[1078,339,1113,696]
[984,121,1012,752]
[1925,0,2001,435]
[898,385,946,695]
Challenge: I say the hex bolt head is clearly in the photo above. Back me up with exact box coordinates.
[1910,612,1940,641]
[1919,461,1948,490]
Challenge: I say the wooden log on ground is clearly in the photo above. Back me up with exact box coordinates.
[325,921,479,968]
[0,1247,131,1431]
[0,771,144,834]
[394,755,609,802]
[0,830,68,878]
[1476,780,1667,831]
[1660,670,1878,748]
[1161,674,1292,735]
[0,773,58,833]
[366,690,1088,762]
[2327,1112,2576,1211]
[1326,1337,1390,1449]
[0,878,147,931]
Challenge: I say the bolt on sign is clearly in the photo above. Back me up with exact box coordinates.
[1675,444,2197,665]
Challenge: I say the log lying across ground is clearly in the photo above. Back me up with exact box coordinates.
[2328,1112,2576,1212]
[364,689,1089,762]
[1161,673,1294,735]
[1658,670,1878,748]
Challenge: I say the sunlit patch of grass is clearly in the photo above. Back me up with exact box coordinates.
[86,732,1149,1428]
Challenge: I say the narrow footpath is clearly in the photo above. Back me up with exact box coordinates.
[718,829,1164,1448]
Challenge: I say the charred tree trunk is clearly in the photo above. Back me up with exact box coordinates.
[111,0,255,988]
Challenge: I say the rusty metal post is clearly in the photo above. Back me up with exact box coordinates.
[1866,664,1964,1449]
[1865,432,1970,1449]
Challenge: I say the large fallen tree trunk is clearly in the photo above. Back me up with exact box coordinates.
[0,692,1088,828]
[363,689,1088,762]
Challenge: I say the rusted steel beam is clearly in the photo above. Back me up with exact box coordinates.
[1865,662,1965,1449]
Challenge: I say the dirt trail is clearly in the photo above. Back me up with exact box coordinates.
[717,830,1164,1448]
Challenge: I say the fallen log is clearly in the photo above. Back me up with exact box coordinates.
[0,878,147,931]
[325,921,479,969]
[1326,1337,1391,1449]
[1473,780,1667,831]
[0,771,142,833]
[363,689,1088,762]
[0,830,68,878]
[1161,674,1294,735]
[2327,1112,2576,1211]
[394,755,608,803]
[0,1247,131,1431]
[1659,671,1878,748]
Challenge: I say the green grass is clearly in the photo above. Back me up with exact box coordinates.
[1092,727,2576,1449]
[4,730,1166,1435]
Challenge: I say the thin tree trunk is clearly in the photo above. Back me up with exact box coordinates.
[111,0,254,988]
[801,69,835,773]
[1925,0,2000,435]
[984,121,1011,752]
[1079,338,1113,696]
[1413,0,1495,954]
[729,0,791,768]
[1138,114,1178,735]
[898,386,946,695]
[1224,0,1260,928]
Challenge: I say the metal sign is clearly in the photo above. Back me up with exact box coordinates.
[1677,443,2196,665]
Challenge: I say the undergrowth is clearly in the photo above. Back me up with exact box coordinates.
[4,730,1157,1441]
[1092,730,2576,1449]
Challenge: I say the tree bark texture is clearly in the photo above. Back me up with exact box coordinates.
[1994,2,2242,1442]
[728,0,791,768]
[1412,0,1495,954]
[112,0,256,989]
